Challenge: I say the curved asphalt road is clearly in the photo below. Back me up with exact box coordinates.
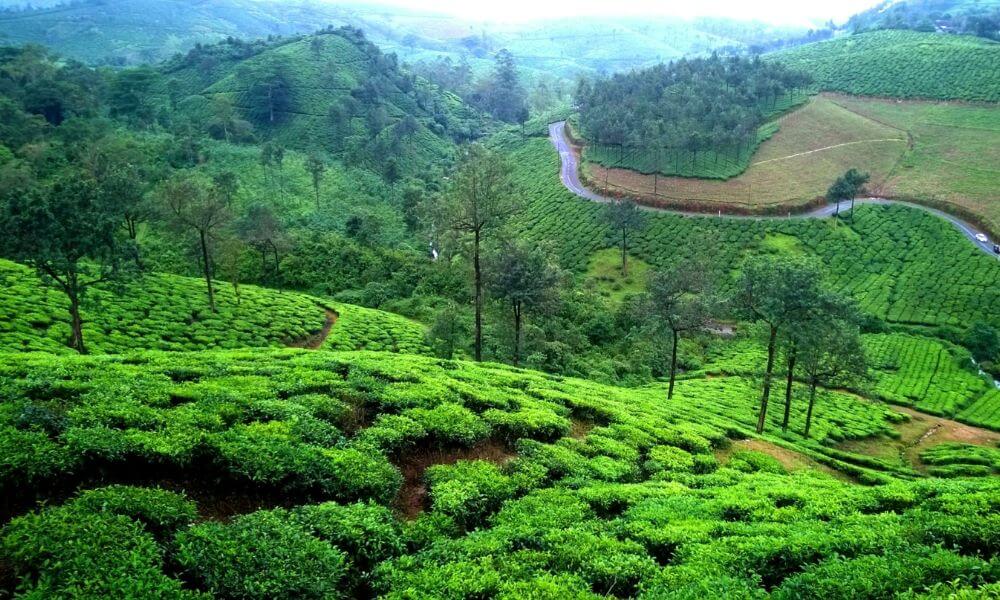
[549,121,1000,259]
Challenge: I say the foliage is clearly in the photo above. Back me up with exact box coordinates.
[577,55,810,178]
[176,509,348,599]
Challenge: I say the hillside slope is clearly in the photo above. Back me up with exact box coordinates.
[0,259,428,355]
[161,29,488,175]
[505,136,1000,329]
[772,30,1000,101]
[3,348,999,597]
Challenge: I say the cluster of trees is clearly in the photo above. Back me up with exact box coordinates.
[576,55,811,155]
[413,49,530,125]
[848,1,1000,40]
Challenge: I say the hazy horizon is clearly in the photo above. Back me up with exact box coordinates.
[323,0,887,27]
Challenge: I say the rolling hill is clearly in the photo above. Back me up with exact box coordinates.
[0,259,429,355]
[772,29,1000,102]
[157,28,489,175]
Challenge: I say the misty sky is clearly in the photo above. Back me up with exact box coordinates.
[344,0,886,26]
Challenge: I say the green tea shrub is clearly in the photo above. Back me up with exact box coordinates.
[728,450,787,474]
[2,501,200,599]
[426,460,518,529]
[772,548,993,600]
[644,445,696,473]
[294,501,405,573]
[176,509,348,599]
[72,485,198,541]
[483,406,571,442]
[405,403,490,447]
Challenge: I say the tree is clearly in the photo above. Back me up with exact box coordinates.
[240,56,291,126]
[779,292,854,431]
[646,263,712,399]
[0,172,133,353]
[797,318,868,438]
[212,171,239,206]
[472,49,528,123]
[487,241,562,366]
[441,144,518,362]
[304,153,326,209]
[964,322,1000,363]
[827,168,870,218]
[160,175,231,312]
[605,200,646,277]
[735,256,827,434]
[237,203,287,285]
[217,235,248,306]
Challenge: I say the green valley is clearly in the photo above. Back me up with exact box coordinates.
[1,1,1000,598]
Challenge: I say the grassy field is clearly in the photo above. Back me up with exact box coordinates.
[582,249,651,304]
[507,136,1000,329]
[580,95,908,210]
[826,94,1000,235]
[772,29,1000,102]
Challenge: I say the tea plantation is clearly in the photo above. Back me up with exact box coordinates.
[773,30,1000,102]
[509,137,1000,329]
[0,259,428,356]
[3,348,1000,598]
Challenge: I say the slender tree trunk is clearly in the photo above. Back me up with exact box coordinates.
[314,180,320,209]
[756,324,778,434]
[804,382,817,438]
[269,240,281,289]
[851,197,856,221]
[199,229,217,312]
[782,345,797,431]
[66,277,86,355]
[473,228,483,362]
[512,300,521,367]
[621,229,628,277]
[667,328,679,399]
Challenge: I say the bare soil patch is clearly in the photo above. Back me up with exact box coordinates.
[577,96,905,212]
[838,405,1000,472]
[288,308,338,349]
[717,438,852,481]
[393,438,517,520]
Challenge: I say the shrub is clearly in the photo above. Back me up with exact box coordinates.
[294,501,405,573]
[728,450,786,474]
[2,504,200,599]
[72,485,197,541]
[175,509,348,600]
[426,460,518,529]
[405,403,490,447]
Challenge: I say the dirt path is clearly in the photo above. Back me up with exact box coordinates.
[894,406,1000,469]
[288,308,338,349]
[750,138,906,166]
[838,405,1000,472]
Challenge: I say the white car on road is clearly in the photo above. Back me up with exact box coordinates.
[975,233,989,243]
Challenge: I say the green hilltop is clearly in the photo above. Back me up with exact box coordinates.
[772,29,1000,102]
[160,28,489,177]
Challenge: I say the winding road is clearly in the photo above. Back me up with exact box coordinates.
[548,121,1000,259]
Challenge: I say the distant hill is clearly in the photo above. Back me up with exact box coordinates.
[772,29,1000,101]
[847,0,1000,39]
[0,0,812,76]
[0,0,436,65]
[159,28,489,177]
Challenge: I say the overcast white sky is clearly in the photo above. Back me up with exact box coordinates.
[347,0,886,26]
